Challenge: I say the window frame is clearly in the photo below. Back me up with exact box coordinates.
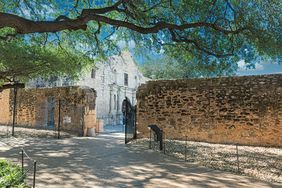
[91,69,96,79]
[124,73,128,86]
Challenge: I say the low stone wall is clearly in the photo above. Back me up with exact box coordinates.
[0,86,96,135]
[0,89,10,125]
[136,74,282,147]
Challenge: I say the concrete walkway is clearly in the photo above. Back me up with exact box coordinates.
[0,133,281,188]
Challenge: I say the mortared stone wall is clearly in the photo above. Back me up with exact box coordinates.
[136,74,282,147]
[0,86,96,135]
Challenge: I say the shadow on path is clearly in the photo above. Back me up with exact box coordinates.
[0,133,281,188]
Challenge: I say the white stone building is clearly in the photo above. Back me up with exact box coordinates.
[28,51,148,125]
[76,51,148,125]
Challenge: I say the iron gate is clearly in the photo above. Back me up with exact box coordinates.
[122,97,136,144]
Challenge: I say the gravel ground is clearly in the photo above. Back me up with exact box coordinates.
[0,125,76,139]
[1,125,281,184]
[130,138,282,183]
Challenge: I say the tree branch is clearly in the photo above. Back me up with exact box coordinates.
[0,6,247,35]
[0,0,248,57]
[170,30,234,58]
[0,83,25,91]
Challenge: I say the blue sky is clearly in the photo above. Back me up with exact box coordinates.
[131,49,282,76]
[124,40,282,76]
[236,60,282,76]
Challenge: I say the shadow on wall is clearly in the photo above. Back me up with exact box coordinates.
[0,86,97,137]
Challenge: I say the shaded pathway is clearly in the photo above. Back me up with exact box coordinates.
[0,133,281,188]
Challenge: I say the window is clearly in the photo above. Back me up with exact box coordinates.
[91,69,96,79]
[124,73,128,86]
[109,91,112,113]
[48,75,58,87]
[101,74,105,83]
[117,89,120,112]
[114,95,117,110]
[113,69,117,83]
[134,75,137,86]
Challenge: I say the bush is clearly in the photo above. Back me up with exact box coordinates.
[0,159,26,187]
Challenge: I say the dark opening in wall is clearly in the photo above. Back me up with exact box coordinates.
[124,73,128,86]
[114,94,117,110]
[91,69,96,79]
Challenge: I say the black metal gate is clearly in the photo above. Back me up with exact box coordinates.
[122,97,136,144]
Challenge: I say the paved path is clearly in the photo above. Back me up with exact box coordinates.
[0,133,281,188]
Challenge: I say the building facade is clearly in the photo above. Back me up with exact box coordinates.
[28,51,148,126]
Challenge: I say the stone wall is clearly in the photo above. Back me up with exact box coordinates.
[0,89,11,124]
[136,74,282,147]
[0,86,97,135]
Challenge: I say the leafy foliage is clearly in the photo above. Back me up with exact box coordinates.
[140,52,236,79]
[0,38,93,84]
[0,0,281,80]
[0,159,26,187]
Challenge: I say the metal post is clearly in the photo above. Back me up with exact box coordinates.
[12,87,17,136]
[236,144,239,172]
[149,129,152,149]
[163,132,166,154]
[21,149,24,176]
[159,130,163,151]
[81,107,85,137]
[57,99,61,139]
[133,107,137,139]
[33,161,37,188]
[124,98,128,144]
[185,136,187,162]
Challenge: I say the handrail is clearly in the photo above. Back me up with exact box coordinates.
[21,148,37,188]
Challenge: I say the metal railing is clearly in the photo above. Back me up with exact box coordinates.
[3,148,37,188]
[21,148,37,188]
[147,129,282,183]
[0,97,85,139]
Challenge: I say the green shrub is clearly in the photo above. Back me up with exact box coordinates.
[0,159,26,187]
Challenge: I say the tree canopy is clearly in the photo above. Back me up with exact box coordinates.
[0,0,281,82]
[0,34,93,88]
[0,39,92,83]
[140,54,237,80]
